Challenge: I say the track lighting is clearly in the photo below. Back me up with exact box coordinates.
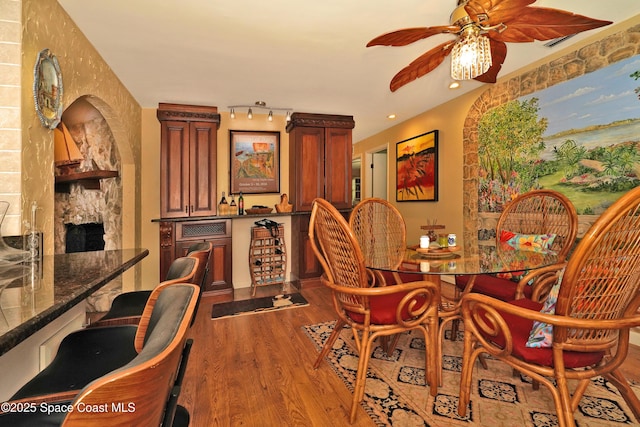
[227,101,293,122]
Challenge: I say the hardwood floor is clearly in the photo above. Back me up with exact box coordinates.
[178,282,640,427]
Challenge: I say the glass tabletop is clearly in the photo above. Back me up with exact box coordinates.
[366,243,560,276]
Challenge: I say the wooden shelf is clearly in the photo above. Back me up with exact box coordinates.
[55,170,119,193]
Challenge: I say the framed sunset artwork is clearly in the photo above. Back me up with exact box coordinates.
[396,130,438,202]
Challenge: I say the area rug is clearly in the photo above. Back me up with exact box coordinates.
[211,293,308,319]
[303,321,640,427]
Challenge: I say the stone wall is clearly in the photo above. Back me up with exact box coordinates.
[462,24,640,252]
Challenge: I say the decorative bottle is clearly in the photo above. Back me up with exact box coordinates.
[238,192,244,215]
[218,192,229,215]
[229,194,238,215]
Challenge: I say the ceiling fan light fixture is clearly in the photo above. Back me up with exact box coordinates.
[450,26,492,80]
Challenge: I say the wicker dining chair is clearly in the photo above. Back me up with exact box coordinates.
[309,198,441,423]
[457,186,640,427]
[456,189,578,302]
[349,198,407,283]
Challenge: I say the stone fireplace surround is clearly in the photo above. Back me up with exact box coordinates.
[54,99,123,311]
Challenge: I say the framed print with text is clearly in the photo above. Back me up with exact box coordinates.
[230,130,280,194]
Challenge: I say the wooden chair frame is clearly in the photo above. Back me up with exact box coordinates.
[458,187,640,427]
[309,198,441,423]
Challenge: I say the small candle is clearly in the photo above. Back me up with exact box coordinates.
[420,261,430,272]
[419,235,430,249]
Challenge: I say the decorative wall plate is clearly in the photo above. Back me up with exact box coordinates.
[33,49,63,129]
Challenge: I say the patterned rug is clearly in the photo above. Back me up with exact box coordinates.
[211,293,308,319]
[303,321,640,427]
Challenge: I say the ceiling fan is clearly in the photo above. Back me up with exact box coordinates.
[367,0,612,91]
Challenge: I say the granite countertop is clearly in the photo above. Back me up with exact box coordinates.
[151,209,352,222]
[0,248,149,357]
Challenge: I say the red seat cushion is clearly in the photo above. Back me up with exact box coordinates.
[456,274,533,301]
[378,270,422,286]
[347,292,427,325]
[480,298,604,368]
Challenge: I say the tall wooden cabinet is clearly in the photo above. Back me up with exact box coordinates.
[157,104,232,294]
[286,112,355,285]
[157,103,220,218]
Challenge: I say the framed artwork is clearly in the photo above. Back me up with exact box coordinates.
[396,130,438,201]
[230,130,280,194]
[33,49,63,129]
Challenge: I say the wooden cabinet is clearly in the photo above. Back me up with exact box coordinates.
[286,113,355,284]
[159,219,232,294]
[286,113,355,211]
[157,103,220,218]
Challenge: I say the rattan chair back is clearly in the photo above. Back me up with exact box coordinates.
[496,189,578,260]
[349,197,406,270]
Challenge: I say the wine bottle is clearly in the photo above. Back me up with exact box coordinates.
[238,192,244,215]
[218,192,229,215]
[229,193,238,215]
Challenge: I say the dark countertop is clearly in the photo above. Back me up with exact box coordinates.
[0,248,149,357]
[151,209,352,223]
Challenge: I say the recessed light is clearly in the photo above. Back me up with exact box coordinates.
[387,114,397,119]
[449,81,460,89]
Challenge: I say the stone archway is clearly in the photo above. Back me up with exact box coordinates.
[462,24,640,253]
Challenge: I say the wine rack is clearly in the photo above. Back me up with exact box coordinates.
[249,225,286,296]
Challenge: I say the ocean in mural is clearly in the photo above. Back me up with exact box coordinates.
[478,55,640,214]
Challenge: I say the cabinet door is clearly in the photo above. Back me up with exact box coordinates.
[160,121,190,218]
[293,127,325,211]
[324,127,352,209]
[208,237,232,293]
[189,122,217,217]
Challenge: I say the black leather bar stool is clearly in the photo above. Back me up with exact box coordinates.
[10,258,199,401]
[1,284,199,426]
[90,243,210,327]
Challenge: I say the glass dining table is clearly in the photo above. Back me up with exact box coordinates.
[365,242,561,383]
[365,242,560,336]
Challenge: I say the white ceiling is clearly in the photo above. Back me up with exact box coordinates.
[57,1,640,142]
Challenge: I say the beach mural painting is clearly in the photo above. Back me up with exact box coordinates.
[230,130,280,194]
[396,130,438,202]
[478,55,640,215]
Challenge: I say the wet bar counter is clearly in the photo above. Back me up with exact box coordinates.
[0,248,149,357]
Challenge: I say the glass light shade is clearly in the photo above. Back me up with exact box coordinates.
[247,108,253,119]
[268,110,273,121]
[450,30,492,80]
[230,108,235,119]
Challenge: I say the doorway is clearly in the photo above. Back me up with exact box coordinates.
[365,148,388,200]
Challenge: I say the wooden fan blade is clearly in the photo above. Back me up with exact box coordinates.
[473,39,507,83]
[489,7,612,43]
[367,26,459,47]
[466,0,536,27]
[390,41,456,92]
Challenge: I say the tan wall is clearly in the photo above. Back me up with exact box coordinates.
[0,0,22,236]
[139,108,291,288]
[353,88,484,248]
[21,0,142,255]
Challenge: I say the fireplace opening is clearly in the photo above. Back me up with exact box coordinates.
[65,223,105,253]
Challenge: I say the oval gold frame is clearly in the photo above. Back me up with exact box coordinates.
[33,48,63,129]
